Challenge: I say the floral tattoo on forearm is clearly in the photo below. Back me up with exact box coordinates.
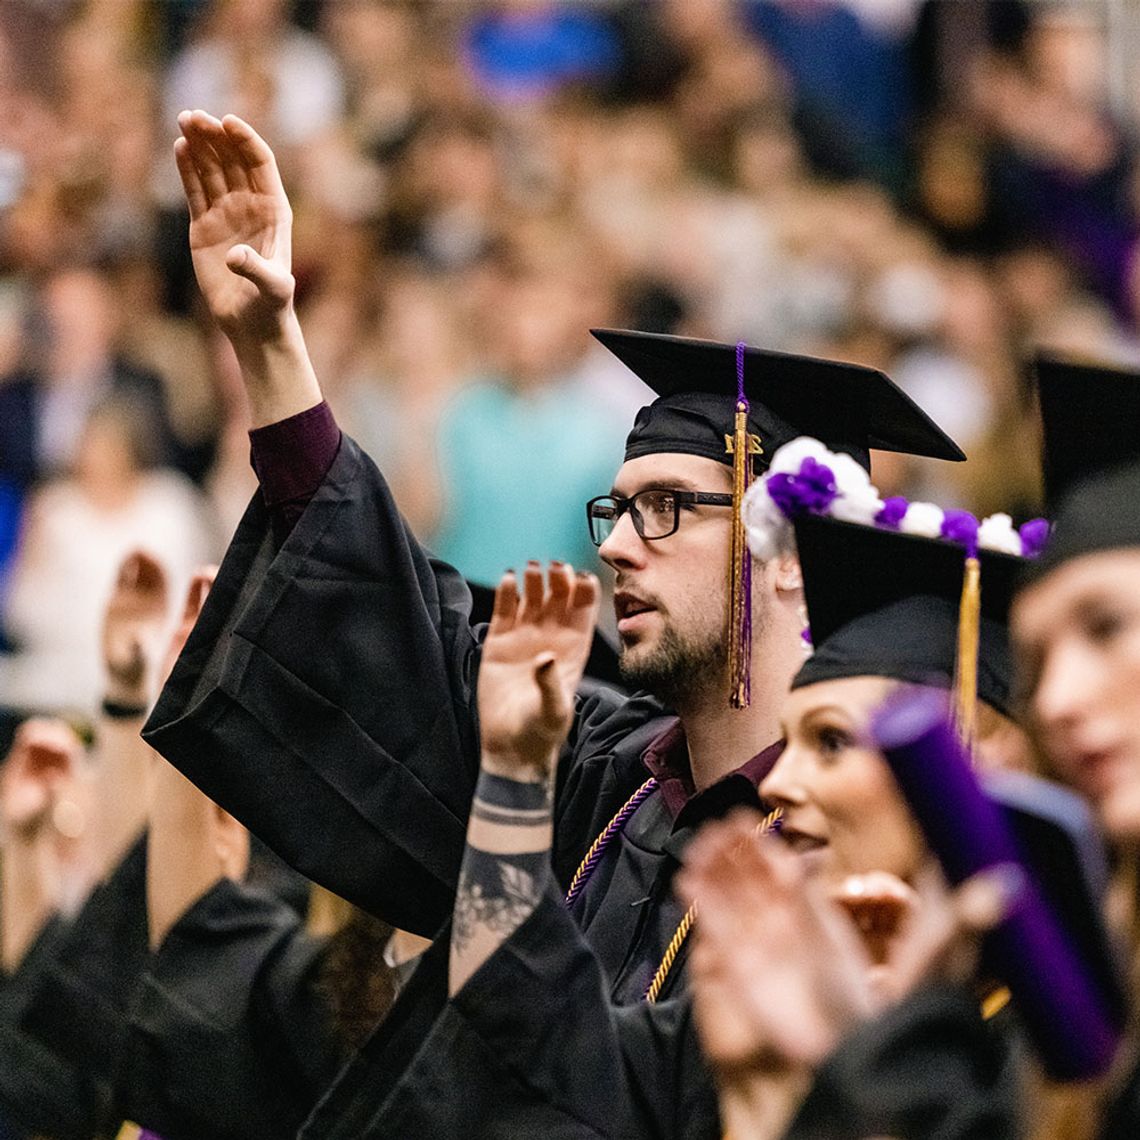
[451,772,553,965]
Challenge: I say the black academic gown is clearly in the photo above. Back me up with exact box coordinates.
[143,437,749,1135]
[0,836,150,1139]
[116,877,342,1140]
[0,917,97,1140]
[782,983,1022,1140]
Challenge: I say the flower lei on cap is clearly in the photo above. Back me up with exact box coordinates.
[742,437,1049,749]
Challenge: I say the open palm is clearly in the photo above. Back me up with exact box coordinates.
[477,564,601,773]
[102,551,170,704]
[175,111,295,337]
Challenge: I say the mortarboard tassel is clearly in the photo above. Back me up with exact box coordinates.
[952,554,981,753]
[728,342,754,709]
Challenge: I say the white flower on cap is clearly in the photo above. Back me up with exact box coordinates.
[766,435,831,475]
[899,501,945,538]
[977,512,1023,556]
[828,451,884,525]
[742,478,789,561]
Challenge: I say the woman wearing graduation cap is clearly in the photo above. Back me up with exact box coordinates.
[677,438,1050,1140]
[1005,354,1140,1139]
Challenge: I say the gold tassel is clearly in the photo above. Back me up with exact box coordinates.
[728,402,753,709]
[953,556,981,752]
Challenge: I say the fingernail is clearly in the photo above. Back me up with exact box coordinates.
[527,560,540,568]
[551,560,564,567]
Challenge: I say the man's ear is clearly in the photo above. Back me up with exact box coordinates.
[773,553,802,594]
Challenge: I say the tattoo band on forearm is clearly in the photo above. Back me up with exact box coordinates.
[451,769,554,958]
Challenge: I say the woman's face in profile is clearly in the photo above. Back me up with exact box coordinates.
[1014,549,1140,845]
[760,675,925,887]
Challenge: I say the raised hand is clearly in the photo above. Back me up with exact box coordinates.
[679,813,1017,1081]
[173,110,320,426]
[175,110,295,340]
[476,563,600,778]
[102,551,170,708]
[148,566,248,950]
[162,567,219,683]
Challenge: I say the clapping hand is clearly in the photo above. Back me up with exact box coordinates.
[678,810,875,1077]
[1,719,85,843]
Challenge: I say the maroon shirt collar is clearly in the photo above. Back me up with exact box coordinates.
[642,718,783,820]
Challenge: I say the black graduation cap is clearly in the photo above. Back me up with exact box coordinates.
[1035,351,1140,509]
[1024,461,1140,586]
[466,579,625,691]
[591,328,966,471]
[791,514,1024,715]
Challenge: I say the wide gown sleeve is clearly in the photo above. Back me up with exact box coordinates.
[143,436,484,935]
[298,887,719,1140]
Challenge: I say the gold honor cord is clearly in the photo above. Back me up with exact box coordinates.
[564,777,659,906]
[645,806,784,1004]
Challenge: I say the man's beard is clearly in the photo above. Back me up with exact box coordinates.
[618,623,728,711]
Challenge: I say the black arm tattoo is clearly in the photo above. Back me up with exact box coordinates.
[451,771,553,961]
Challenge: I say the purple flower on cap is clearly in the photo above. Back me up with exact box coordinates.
[1019,517,1051,558]
[875,496,909,530]
[941,509,980,557]
[767,457,838,518]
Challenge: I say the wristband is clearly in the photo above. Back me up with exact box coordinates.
[101,698,148,720]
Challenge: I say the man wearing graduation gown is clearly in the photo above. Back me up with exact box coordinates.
[143,111,963,1136]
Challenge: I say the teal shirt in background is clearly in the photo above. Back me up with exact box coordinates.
[430,377,628,586]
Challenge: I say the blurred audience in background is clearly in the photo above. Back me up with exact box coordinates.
[2,0,1140,714]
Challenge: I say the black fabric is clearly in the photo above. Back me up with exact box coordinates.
[791,514,1021,715]
[142,436,765,1136]
[303,889,718,1140]
[116,877,341,1140]
[144,436,670,935]
[1022,462,1140,586]
[0,917,99,1140]
[1102,1048,1140,1138]
[794,595,1014,717]
[784,983,1022,1140]
[1034,351,1140,510]
[2,836,150,1138]
[593,328,965,469]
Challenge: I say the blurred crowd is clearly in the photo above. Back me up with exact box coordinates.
[3,0,1140,715]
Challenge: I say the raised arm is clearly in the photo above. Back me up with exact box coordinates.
[147,568,251,950]
[89,551,169,881]
[0,720,84,973]
[449,562,599,995]
[174,110,320,426]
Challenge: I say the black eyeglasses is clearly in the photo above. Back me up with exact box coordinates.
[586,489,734,546]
